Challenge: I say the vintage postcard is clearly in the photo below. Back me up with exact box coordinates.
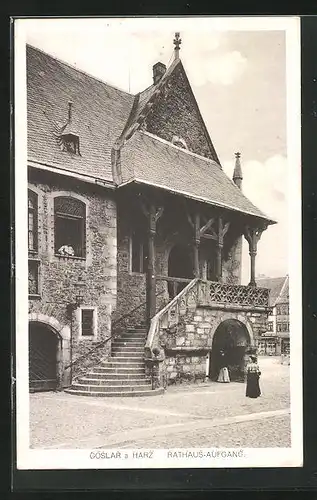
[14,16,302,470]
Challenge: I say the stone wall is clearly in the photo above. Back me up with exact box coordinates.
[158,305,267,385]
[116,198,170,327]
[143,64,218,162]
[28,169,117,384]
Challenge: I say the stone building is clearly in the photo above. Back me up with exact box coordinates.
[255,276,290,356]
[27,34,275,396]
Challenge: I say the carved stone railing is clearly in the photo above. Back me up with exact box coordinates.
[145,278,199,359]
[198,280,269,309]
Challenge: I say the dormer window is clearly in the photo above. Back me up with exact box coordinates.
[58,102,81,155]
[60,132,80,154]
[172,135,188,150]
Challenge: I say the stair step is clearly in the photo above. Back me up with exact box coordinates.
[77,377,151,386]
[93,364,145,372]
[120,333,146,342]
[127,327,147,332]
[112,340,144,347]
[71,383,152,393]
[111,345,144,351]
[107,356,144,362]
[85,371,147,379]
[111,352,144,358]
[101,360,145,368]
[65,387,164,398]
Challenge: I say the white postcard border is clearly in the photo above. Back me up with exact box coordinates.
[14,16,302,470]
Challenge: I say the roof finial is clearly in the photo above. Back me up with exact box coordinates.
[173,32,182,60]
[233,152,243,189]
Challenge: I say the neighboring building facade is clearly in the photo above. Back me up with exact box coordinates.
[255,276,290,356]
[27,36,276,395]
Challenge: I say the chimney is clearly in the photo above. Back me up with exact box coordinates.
[153,62,166,85]
[233,152,243,189]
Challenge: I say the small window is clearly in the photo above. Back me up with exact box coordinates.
[28,190,38,253]
[28,260,39,295]
[131,232,148,273]
[277,322,288,333]
[81,309,94,336]
[60,133,81,155]
[54,196,86,258]
[267,321,273,332]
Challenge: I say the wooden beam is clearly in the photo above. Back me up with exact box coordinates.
[243,225,267,287]
[193,212,200,278]
[199,217,215,237]
[155,206,164,223]
[201,233,218,241]
[147,203,157,324]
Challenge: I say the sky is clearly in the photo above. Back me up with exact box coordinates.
[22,18,290,284]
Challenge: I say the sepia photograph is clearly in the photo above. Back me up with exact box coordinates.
[14,16,302,469]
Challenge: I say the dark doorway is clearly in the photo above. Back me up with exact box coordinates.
[168,244,193,298]
[209,319,250,382]
[29,322,59,392]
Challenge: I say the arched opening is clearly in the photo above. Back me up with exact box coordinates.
[29,322,61,392]
[168,244,193,298]
[209,319,251,382]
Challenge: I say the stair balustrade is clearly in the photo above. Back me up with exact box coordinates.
[198,280,269,308]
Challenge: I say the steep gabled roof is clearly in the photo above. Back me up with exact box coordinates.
[116,58,220,165]
[256,276,289,306]
[118,130,275,223]
[27,44,134,182]
[27,45,276,225]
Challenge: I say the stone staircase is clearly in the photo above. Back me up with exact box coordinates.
[65,327,164,397]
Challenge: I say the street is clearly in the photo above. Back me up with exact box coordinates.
[29,356,290,449]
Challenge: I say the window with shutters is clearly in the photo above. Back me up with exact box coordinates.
[54,196,86,258]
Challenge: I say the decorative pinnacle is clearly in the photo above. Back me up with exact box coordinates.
[233,151,243,188]
[173,32,182,58]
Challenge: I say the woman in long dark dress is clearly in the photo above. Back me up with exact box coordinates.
[246,355,261,398]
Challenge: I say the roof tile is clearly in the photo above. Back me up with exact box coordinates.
[27,45,134,182]
[120,131,273,222]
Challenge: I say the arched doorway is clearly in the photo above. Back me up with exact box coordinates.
[209,319,251,382]
[29,322,61,392]
[168,244,193,298]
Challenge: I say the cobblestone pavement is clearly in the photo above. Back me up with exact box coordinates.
[29,357,290,449]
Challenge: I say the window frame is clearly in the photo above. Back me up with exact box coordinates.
[77,306,98,340]
[129,231,148,274]
[54,196,86,259]
[28,257,41,298]
[28,189,38,255]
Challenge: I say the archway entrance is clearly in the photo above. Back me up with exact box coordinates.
[209,319,251,382]
[29,322,60,392]
[168,244,193,298]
